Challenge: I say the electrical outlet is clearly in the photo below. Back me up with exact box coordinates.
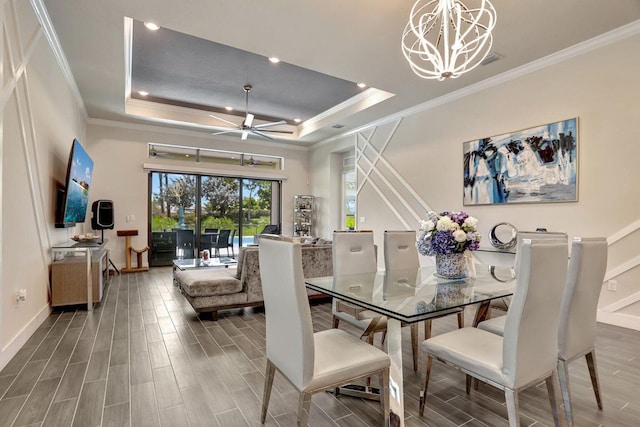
[360,216,366,223]
[15,289,27,302]
[607,280,617,291]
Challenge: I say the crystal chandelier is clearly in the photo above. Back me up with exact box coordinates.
[402,0,497,81]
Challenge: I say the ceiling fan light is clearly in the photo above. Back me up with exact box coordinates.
[294,118,302,123]
[401,0,497,80]
[268,57,280,63]
[138,90,149,96]
[224,106,234,111]
[357,82,367,88]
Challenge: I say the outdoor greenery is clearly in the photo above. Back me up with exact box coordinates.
[345,215,356,230]
[151,173,274,237]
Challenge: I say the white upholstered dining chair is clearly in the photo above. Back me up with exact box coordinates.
[383,230,464,372]
[419,239,569,427]
[490,230,568,312]
[259,236,390,426]
[331,231,387,340]
[478,237,607,426]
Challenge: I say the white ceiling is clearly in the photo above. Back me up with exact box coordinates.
[42,0,640,145]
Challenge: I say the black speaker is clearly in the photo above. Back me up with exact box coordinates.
[91,200,114,230]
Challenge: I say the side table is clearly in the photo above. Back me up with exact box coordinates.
[51,239,108,311]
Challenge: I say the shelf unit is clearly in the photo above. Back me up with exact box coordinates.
[293,195,314,237]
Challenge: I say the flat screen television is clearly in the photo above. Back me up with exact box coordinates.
[56,139,94,228]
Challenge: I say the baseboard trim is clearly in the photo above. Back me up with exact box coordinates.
[597,310,640,331]
[0,303,51,371]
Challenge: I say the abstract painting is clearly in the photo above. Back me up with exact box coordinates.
[463,118,578,205]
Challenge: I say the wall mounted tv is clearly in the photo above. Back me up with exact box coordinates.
[55,139,94,228]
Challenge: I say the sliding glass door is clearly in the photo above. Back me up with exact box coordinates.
[149,172,280,266]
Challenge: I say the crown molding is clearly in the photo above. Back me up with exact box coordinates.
[86,118,311,152]
[314,19,640,150]
[30,0,88,119]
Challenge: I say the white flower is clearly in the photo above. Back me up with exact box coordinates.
[463,216,478,228]
[420,220,435,232]
[453,230,467,242]
[436,216,452,231]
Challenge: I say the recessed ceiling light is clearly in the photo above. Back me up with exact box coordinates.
[357,82,367,88]
[268,57,280,64]
[294,118,302,123]
[144,22,160,31]
[138,90,149,96]
[225,106,234,111]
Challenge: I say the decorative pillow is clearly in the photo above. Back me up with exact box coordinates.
[316,238,332,245]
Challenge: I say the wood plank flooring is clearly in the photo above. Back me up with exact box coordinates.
[0,267,639,426]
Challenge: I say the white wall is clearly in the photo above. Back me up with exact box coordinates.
[1,0,87,368]
[310,30,640,330]
[309,136,355,237]
[86,121,312,268]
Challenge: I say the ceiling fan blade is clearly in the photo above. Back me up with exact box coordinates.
[255,129,294,134]
[251,130,275,140]
[212,129,240,136]
[244,113,254,128]
[209,114,240,127]
[253,120,287,129]
[241,130,249,141]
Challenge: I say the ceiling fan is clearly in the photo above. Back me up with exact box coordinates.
[210,85,294,141]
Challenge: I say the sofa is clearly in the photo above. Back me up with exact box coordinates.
[175,243,333,318]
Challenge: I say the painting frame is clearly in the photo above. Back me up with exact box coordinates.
[463,117,578,206]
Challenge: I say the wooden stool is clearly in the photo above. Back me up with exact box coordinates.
[117,230,150,273]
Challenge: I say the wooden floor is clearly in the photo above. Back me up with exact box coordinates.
[0,267,639,427]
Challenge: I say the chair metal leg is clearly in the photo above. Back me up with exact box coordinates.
[297,392,312,427]
[473,301,491,327]
[367,332,374,345]
[424,319,432,340]
[558,359,573,427]
[585,350,603,410]
[381,368,390,425]
[465,375,472,394]
[411,323,419,372]
[332,315,340,329]
[504,388,521,427]
[331,314,346,396]
[261,360,276,423]
[545,371,563,427]
[419,355,432,416]
[457,311,465,329]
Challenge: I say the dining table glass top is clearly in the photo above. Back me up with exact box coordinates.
[305,264,516,323]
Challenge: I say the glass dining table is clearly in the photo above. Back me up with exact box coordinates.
[305,264,516,427]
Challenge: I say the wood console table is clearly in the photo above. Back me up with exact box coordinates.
[51,239,108,311]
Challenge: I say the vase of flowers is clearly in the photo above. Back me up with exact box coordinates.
[417,211,481,278]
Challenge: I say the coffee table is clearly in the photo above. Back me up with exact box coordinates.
[172,257,238,285]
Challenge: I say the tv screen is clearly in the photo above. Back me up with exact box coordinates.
[59,139,94,226]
